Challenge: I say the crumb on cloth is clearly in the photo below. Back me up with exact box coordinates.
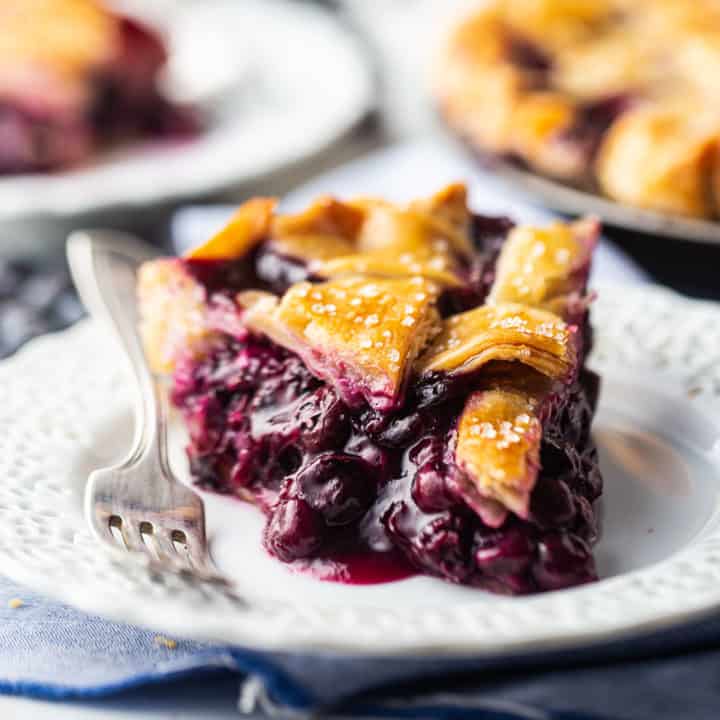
[8,598,24,609]
[153,635,177,649]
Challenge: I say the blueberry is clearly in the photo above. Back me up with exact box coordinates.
[344,435,388,474]
[249,354,318,409]
[377,412,425,448]
[533,532,596,590]
[291,453,375,526]
[354,407,389,435]
[297,387,349,452]
[414,372,452,408]
[190,452,235,493]
[539,442,574,478]
[411,462,454,512]
[263,499,325,561]
[474,526,536,576]
[408,436,444,467]
[573,495,598,543]
[383,503,472,583]
[275,445,303,475]
[229,433,260,489]
[530,478,576,528]
[493,572,536,595]
[185,394,224,455]
[471,214,515,247]
[506,37,552,72]
[580,450,603,500]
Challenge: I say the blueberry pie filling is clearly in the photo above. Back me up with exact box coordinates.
[138,184,602,594]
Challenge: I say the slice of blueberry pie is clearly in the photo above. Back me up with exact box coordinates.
[138,184,602,594]
[436,0,720,218]
[0,0,198,174]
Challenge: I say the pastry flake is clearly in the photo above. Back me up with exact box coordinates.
[488,217,598,314]
[272,195,365,239]
[185,198,276,261]
[454,385,545,523]
[596,107,720,218]
[137,259,214,374]
[416,303,576,382]
[436,0,720,218]
[313,196,471,287]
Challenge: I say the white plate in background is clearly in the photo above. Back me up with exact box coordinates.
[0,0,373,252]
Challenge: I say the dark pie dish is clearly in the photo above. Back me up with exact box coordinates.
[138,184,602,595]
[0,0,198,175]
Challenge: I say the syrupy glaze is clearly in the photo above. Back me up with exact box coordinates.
[289,549,417,585]
[172,213,603,594]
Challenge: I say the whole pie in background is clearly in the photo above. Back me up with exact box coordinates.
[435,0,720,219]
[138,183,603,595]
[0,0,198,174]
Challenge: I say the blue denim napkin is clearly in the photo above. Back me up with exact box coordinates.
[3,573,720,719]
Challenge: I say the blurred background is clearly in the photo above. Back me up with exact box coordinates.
[1,0,718,361]
[0,0,465,358]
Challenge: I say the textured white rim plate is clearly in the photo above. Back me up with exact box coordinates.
[2,283,720,656]
[0,0,373,222]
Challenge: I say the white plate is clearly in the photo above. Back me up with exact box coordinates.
[1,284,720,655]
[0,0,373,251]
[488,158,720,245]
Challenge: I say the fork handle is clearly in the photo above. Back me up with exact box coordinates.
[67,230,167,468]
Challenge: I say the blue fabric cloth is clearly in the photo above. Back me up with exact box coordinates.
[2,574,720,719]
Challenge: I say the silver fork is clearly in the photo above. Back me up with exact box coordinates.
[67,230,217,578]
